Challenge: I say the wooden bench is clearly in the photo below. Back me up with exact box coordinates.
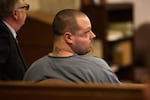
[0,81,145,100]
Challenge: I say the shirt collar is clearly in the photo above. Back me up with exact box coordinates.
[3,21,17,39]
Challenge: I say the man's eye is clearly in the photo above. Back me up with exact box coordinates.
[85,30,90,34]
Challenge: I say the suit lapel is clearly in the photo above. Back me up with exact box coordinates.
[15,40,27,69]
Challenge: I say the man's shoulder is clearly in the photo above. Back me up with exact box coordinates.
[0,21,11,37]
[0,20,7,30]
[80,55,104,61]
[30,55,50,67]
[79,55,110,68]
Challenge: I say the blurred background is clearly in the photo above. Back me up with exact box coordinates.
[18,0,150,83]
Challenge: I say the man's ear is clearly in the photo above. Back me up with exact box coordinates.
[12,10,18,20]
[64,32,73,44]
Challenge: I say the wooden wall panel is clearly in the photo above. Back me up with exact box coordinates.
[17,17,53,67]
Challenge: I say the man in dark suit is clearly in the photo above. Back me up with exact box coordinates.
[0,0,30,80]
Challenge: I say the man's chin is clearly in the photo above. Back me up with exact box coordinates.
[77,50,90,55]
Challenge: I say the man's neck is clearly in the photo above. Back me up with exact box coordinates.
[5,18,19,32]
[3,20,17,39]
[50,39,75,57]
[49,47,75,57]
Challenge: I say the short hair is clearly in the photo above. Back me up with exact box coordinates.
[0,0,18,20]
[52,9,87,37]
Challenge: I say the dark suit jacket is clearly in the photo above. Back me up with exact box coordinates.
[0,20,26,80]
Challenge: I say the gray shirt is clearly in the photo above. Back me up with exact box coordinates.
[24,55,120,83]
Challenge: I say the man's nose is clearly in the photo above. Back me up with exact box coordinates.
[90,31,96,38]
